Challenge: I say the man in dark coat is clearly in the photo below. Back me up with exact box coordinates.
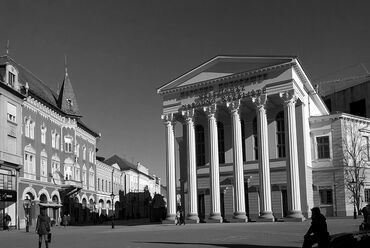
[302,207,330,248]
[36,208,51,248]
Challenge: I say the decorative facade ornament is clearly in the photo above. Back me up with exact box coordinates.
[251,94,268,110]
[226,99,241,115]
[181,109,195,124]
[203,103,217,118]
[279,90,297,105]
[161,113,175,126]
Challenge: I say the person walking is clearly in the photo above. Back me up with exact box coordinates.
[302,207,330,248]
[35,208,51,248]
[4,213,11,231]
[361,201,370,230]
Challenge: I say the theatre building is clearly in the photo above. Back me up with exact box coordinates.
[157,56,330,223]
[0,55,100,228]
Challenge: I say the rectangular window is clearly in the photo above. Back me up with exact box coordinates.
[30,122,35,139]
[7,135,16,154]
[7,102,16,123]
[40,157,47,182]
[8,72,15,86]
[363,136,370,160]
[350,99,366,117]
[65,137,73,153]
[365,189,370,203]
[41,127,46,144]
[319,189,333,204]
[317,136,330,159]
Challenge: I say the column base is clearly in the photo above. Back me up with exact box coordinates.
[284,210,305,222]
[186,214,200,223]
[257,211,275,222]
[231,212,248,222]
[208,213,223,223]
[162,214,176,224]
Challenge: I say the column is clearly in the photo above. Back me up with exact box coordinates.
[252,94,274,221]
[203,104,222,223]
[161,113,176,223]
[226,99,247,222]
[181,109,200,223]
[279,91,305,221]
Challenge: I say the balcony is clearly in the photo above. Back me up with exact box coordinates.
[64,179,82,188]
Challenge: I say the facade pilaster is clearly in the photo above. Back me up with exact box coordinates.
[161,113,176,223]
[203,104,222,223]
[279,91,305,221]
[181,109,200,223]
[226,99,247,222]
[252,94,274,221]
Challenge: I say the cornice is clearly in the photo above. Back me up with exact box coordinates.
[158,62,293,96]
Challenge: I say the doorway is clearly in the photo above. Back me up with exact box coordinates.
[198,194,205,222]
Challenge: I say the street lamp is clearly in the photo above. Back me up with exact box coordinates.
[110,193,115,229]
[23,196,32,232]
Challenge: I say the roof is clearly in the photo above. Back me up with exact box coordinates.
[104,155,154,179]
[157,55,295,93]
[0,55,99,137]
[317,74,370,97]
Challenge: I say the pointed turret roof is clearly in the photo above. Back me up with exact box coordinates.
[57,68,80,117]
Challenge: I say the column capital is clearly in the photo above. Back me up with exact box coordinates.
[226,99,241,114]
[181,109,195,123]
[252,94,267,110]
[203,104,217,118]
[161,113,175,126]
[279,90,297,106]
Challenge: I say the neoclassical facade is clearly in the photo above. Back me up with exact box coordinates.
[157,56,329,223]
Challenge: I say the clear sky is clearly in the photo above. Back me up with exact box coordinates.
[1,0,370,185]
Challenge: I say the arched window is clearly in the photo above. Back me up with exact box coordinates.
[195,124,205,167]
[218,121,225,164]
[241,119,246,162]
[253,117,258,160]
[39,194,47,203]
[276,111,286,158]
[30,121,35,139]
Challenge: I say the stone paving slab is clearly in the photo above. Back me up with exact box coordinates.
[0,218,364,248]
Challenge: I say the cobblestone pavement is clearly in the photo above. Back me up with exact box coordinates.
[0,218,364,248]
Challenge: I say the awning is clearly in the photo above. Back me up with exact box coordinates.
[38,202,63,208]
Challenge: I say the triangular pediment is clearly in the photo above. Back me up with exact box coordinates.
[157,55,295,93]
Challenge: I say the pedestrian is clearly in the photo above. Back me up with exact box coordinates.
[67,214,70,226]
[180,210,185,225]
[35,208,51,248]
[62,214,67,227]
[4,213,11,231]
[302,207,330,248]
[175,210,180,225]
[360,201,370,231]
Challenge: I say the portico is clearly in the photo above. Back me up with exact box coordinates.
[157,56,328,223]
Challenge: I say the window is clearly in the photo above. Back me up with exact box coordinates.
[363,136,370,160]
[105,180,107,192]
[75,143,80,157]
[82,165,87,188]
[195,125,205,167]
[317,136,330,159]
[8,72,15,87]
[24,152,36,180]
[40,156,48,182]
[51,132,56,148]
[83,146,86,160]
[241,119,246,162]
[253,117,258,160]
[51,159,60,183]
[25,119,30,138]
[319,189,333,204]
[365,189,370,203]
[64,136,73,153]
[350,99,366,117]
[98,178,100,191]
[276,111,286,158]
[218,122,225,164]
[75,166,80,181]
[55,133,60,149]
[30,121,35,139]
[7,135,16,154]
[64,164,72,180]
[7,102,16,123]
[41,126,47,144]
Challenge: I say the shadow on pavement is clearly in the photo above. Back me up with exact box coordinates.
[134,241,297,248]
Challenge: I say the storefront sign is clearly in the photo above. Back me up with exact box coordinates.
[0,189,17,202]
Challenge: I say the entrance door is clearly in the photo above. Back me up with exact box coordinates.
[282,190,288,217]
[198,194,205,222]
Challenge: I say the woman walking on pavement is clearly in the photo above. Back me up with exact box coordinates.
[35,208,51,248]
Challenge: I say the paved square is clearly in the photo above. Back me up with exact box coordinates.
[0,218,364,248]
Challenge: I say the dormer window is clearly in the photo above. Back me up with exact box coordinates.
[8,72,15,87]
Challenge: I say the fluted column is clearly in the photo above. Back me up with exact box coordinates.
[226,99,247,222]
[181,109,199,223]
[203,104,222,222]
[161,113,176,223]
[279,91,304,221]
[252,94,274,221]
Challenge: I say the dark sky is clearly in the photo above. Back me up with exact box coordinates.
[2,0,370,184]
